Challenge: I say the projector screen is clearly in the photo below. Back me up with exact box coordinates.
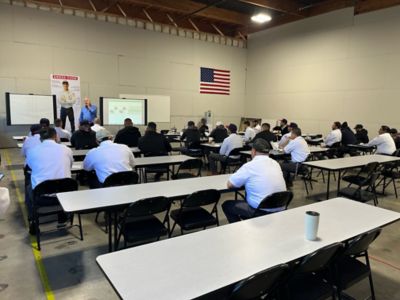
[5,93,57,126]
[100,97,147,125]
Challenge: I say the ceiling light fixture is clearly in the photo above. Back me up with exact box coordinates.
[251,13,272,24]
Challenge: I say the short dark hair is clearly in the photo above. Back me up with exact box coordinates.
[281,118,288,125]
[124,118,132,123]
[381,125,390,133]
[342,121,349,128]
[261,123,270,130]
[187,121,195,127]
[291,127,302,137]
[252,139,269,153]
[124,118,133,126]
[62,81,69,85]
[55,118,62,127]
[30,124,41,135]
[40,127,57,141]
[390,128,398,134]
[39,118,50,127]
[147,122,157,131]
[244,121,250,126]
[288,122,298,129]
[334,121,341,129]
[80,120,90,127]
[228,123,237,133]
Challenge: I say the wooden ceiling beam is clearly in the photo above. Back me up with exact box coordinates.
[118,0,250,25]
[354,0,400,14]
[238,0,303,17]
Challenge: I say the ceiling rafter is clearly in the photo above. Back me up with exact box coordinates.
[238,0,304,16]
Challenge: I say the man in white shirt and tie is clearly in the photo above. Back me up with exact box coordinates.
[222,139,287,223]
[325,121,342,147]
[208,124,243,175]
[59,81,77,132]
[280,127,310,186]
[83,129,136,187]
[367,125,396,155]
[26,127,73,233]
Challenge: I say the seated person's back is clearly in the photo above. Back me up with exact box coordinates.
[209,122,228,143]
[26,127,73,189]
[138,122,172,156]
[83,129,136,184]
[71,120,98,150]
[367,125,396,155]
[114,118,141,147]
[253,123,277,148]
[340,122,357,146]
[181,121,201,148]
[354,124,369,144]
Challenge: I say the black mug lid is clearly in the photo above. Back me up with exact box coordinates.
[306,211,320,216]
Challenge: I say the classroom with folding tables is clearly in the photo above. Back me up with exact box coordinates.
[1,1,400,300]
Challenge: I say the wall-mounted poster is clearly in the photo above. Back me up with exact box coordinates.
[50,74,81,132]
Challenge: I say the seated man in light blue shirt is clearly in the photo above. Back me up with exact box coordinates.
[79,97,97,124]
[222,139,287,223]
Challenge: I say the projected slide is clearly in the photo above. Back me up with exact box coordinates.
[6,93,56,125]
[100,98,147,125]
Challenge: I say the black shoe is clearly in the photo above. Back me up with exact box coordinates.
[29,222,36,235]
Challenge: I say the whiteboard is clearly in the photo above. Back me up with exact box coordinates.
[120,94,170,123]
[5,93,56,125]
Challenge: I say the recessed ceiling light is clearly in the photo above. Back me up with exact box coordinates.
[251,13,272,24]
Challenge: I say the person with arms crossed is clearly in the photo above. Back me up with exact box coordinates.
[59,81,76,132]
[26,127,73,232]
[208,123,243,175]
[222,139,286,223]
[83,129,136,188]
[114,118,141,148]
[367,125,396,155]
[79,97,97,125]
[279,127,310,186]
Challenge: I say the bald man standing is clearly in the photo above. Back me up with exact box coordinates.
[79,97,97,125]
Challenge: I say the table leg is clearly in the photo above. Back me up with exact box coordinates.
[114,211,118,251]
[107,210,112,252]
[337,170,342,196]
[326,170,331,200]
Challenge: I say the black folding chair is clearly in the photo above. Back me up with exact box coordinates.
[172,159,202,180]
[170,189,220,236]
[342,162,380,187]
[286,242,343,300]
[238,191,293,221]
[116,196,171,249]
[221,148,245,174]
[377,159,400,198]
[228,264,289,300]
[331,228,381,300]
[339,172,380,206]
[142,152,171,182]
[95,171,139,231]
[32,178,82,250]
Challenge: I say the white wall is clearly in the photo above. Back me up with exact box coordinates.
[246,6,400,136]
[0,4,247,147]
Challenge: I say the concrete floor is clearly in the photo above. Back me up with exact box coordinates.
[0,147,399,300]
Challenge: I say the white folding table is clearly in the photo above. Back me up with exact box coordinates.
[96,198,400,300]
[303,154,400,199]
[57,174,235,252]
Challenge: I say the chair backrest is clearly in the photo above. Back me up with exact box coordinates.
[103,171,139,187]
[257,191,293,211]
[177,159,202,176]
[343,228,381,256]
[296,242,343,274]
[60,138,69,142]
[160,130,169,135]
[229,264,288,300]
[143,152,168,157]
[124,196,171,218]
[228,147,243,156]
[183,189,221,208]
[361,161,380,174]
[34,178,78,196]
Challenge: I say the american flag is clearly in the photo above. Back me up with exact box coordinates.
[200,67,230,95]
